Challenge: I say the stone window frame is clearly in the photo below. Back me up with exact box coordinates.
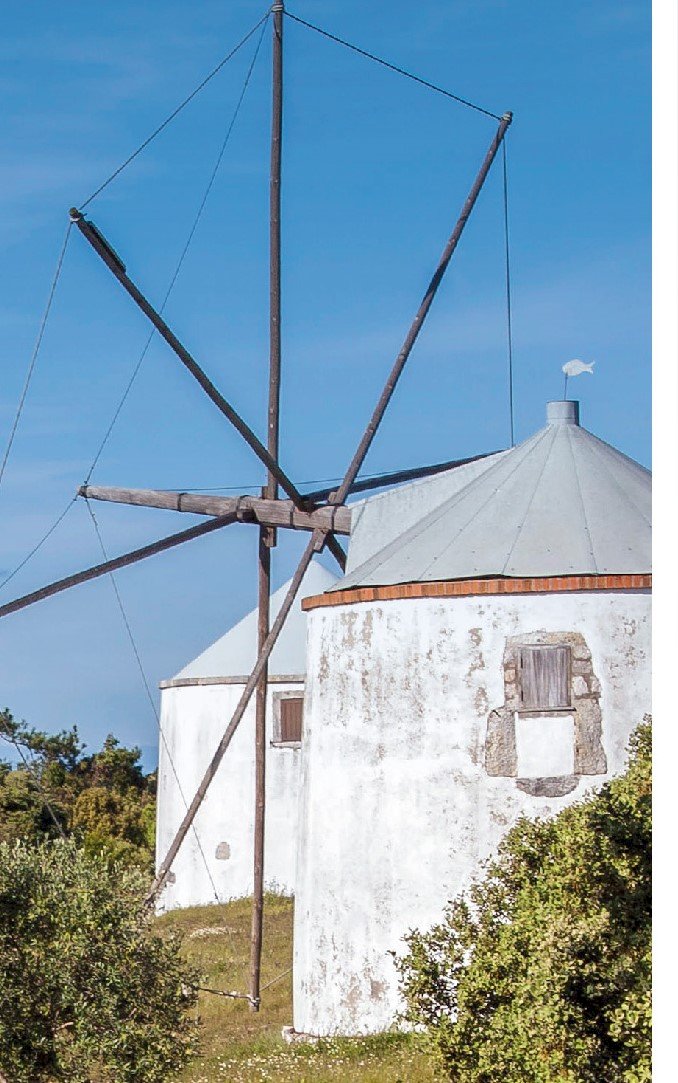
[270,690,304,748]
[486,630,607,797]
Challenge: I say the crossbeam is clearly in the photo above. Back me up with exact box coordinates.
[79,485,352,534]
[303,449,504,503]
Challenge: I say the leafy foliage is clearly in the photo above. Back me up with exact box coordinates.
[0,837,197,1082]
[396,721,651,1083]
[0,710,156,870]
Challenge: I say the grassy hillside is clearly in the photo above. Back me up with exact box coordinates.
[160,895,437,1082]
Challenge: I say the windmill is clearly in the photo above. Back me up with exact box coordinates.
[0,3,512,1011]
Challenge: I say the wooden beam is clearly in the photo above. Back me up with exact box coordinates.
[68,208,305,507]
[79,485,352,534]
[0,514,237,621]
[334,112,512,507]
[147,528,322,906]
[302,450,504,503]
[251,0,285,1014]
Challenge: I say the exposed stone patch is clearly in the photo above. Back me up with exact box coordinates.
[516,776,578,797]
[485,707,517,776]
[485,630,607,792]
[215,841,231,860]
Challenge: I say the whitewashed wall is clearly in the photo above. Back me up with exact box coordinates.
[156,679,303,910]
[293,589,651,1035]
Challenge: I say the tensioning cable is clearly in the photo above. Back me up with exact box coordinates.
[284,9,501,120]
[82,14,269,486]
[79,9,270,209]
[502,140,515,447]
[0,222,72,495]
[85,498,222,906]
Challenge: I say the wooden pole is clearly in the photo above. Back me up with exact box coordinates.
[334,112,512,506]
[147,528,321,906]
[0,514,238,621]
[68,208,304,507]
[302,449,503,503]
[250,0,284,1011]
[78,485,351,534]
[69,209,347,572]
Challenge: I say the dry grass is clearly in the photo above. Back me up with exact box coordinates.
[159,895,437,1083]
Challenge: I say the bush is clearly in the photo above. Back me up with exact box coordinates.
[0,838,197,1082]
[396,721,651,1083]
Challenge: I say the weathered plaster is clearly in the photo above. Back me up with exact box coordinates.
[155,680,303,910]
[293,589,650,1036]
[486,630,607,783]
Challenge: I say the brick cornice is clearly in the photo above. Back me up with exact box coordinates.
[301,574,652,611]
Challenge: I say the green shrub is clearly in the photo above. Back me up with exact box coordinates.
[0,838,197,1082]
[396,721,651,1083]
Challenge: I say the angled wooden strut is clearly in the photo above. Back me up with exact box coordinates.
[147,109,513,906]
[0,514,239,621]
[68,208,346,571]
[69,207,304,507]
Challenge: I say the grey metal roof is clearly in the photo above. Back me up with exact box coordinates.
[175,561,337,680]
[335,401,651,590]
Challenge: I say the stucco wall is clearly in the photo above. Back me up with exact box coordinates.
[156,680,303,910]
[293,589,651,1035]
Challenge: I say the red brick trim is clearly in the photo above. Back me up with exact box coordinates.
[301,574,652,611]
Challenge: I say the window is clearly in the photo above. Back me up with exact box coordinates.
[272,692,303,745]
[519,646,570,710]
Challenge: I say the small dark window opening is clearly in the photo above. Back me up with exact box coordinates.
[519,646,571,710]
[278,696,303,744]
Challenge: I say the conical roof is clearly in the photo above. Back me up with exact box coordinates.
[335,401,650,590]
[175,560,337,679]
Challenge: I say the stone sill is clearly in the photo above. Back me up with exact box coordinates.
[270,741,302,750]
[515,707,573,716]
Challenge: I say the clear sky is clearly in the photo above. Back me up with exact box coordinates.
[0,1,650,766]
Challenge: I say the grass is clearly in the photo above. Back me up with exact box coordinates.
[159,894,438,1082]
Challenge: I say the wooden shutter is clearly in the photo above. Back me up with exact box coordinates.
[280,696,303,743]
[519,646,570,709]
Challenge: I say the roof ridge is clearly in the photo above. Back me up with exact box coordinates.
[498,424,559,575]
[565,423,599,573]
[339,427,551,588]
[397,427,554,582]
[570,426,652,527]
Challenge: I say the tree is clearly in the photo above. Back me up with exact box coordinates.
[396,721,651,1083]
[0,711,156,869]
[0,838,197,1083]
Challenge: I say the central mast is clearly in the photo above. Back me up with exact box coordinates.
[251,0,284,1011]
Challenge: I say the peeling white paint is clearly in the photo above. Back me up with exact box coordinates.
[293,589,651,1035]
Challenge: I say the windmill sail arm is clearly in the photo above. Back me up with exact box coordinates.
[68,209,305,508]
[0,514,238,621]
[79,485,352,535]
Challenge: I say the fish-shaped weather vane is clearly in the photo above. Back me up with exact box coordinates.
[562,358,595,398]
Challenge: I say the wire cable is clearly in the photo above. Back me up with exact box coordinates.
[0,222,72,493]
[502,140,515,446]
[82,16,269,487]
[84,498,221,905]
[0,495,77,593]
[285,10,501,120]
[79,10,270,210]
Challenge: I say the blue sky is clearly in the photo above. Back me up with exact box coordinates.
[0,0,649,765]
